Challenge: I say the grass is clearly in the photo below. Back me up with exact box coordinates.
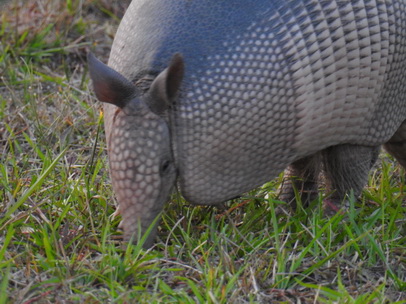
[0,0,405,303]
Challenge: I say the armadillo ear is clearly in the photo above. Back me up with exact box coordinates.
[148,53,184,115]
[88,52,136,108]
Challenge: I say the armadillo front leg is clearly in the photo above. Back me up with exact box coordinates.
[322,144,380,214]
[384,120,406,169]
[279,154,321,209]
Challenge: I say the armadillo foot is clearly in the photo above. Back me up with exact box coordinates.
[278,178,319,209]
[322,199,349,216]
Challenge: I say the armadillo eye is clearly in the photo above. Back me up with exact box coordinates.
[160,160,171,175]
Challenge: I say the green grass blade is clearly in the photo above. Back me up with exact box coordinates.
[0,224,15,268]
[0,147,68,229]
[0,265,10,304]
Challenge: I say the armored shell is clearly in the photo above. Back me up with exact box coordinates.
[89,0,406,245]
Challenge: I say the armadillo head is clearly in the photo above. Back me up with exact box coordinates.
[88,53,184,247]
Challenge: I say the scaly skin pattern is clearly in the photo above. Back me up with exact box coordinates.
[89,0,406,246]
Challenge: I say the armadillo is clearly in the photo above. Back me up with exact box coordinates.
[88,0,406,247]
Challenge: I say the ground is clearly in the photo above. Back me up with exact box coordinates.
[0,1,405,303]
